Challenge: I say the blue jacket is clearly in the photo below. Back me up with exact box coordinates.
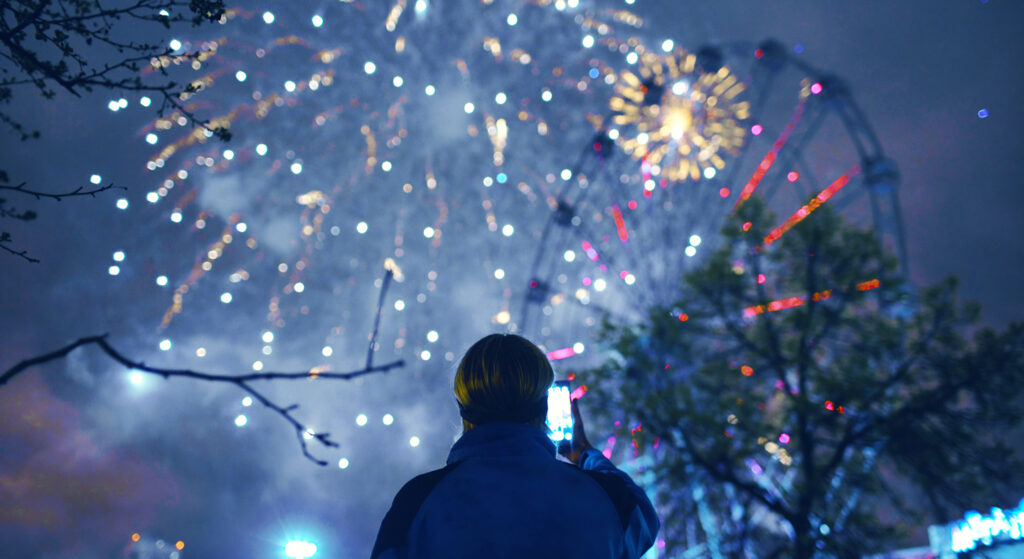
[371,422,660,559]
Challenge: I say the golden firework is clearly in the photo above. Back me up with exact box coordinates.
[610,47,750,182]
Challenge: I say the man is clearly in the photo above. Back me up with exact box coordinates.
[371,333,660,558]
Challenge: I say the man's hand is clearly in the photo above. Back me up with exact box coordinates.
[559,398,594,465]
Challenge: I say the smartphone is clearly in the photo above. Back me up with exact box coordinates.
[546,380,573,451]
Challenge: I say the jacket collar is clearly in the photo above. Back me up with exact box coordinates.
[446,422,556,465]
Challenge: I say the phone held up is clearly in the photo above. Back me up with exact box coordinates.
[546,380,573,452]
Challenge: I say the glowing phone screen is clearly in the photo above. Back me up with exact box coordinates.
[546,381,573,450]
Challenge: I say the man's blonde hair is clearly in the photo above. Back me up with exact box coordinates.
[454,334,554,432]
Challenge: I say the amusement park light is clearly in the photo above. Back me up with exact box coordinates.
[284,540,317,559]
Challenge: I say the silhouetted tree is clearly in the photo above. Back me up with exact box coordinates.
[0,0,226,261]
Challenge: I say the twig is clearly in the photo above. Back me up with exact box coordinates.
[0,238,40,263]
[0,182,124,201]
[367,267,394,369]
[1,334,405,465]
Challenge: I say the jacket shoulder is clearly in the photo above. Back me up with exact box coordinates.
[370,462,461,559]
[558,460,639,530]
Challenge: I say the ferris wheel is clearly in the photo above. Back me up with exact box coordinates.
[516,37,908,360]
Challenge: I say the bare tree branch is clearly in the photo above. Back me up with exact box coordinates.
[0,181,124,200]
[0,334,405,465]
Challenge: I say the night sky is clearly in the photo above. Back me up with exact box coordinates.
[1,1,1021,557]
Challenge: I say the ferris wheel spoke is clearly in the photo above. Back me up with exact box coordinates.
[732,100,807,212]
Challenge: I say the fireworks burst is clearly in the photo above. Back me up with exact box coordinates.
[610,46,750,181]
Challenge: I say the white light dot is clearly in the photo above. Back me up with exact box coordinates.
[235,70,247,82]
[252,360,263,371]
[464,102,475,114]
[482,176,494,187]
[262,11,274,24]
[140,96,151,107]
[169,39,182,51]
[563,250,576,262]
[196,347,207,357]
[420,350,431,361]
[236,222,247,233]
[573,342,585,353]
[312,14,324,27]
[145,133,158,145]
[507,13,518,26]
[608,129,620,140]
[661,39,675,52]
[223,149,234,160]
[381,161,392,172]
[262,331,274,343]
[426,330,439,343]
[594,278,607,292]
[242,396,253,407]
[395,300,406,311]
[582,35,595,48]
[689,234,702,247]
[108,100,120,112]
[624,273,636,285]
[356,221,368,234]
[423,226,435,238]
[494,268,505,279]
[220,292,232,303]
[356,413,368,426]
[703,167,716,179]
[685,245,697,257]
[294,282,305,293]
[495,92,507,104]
[170,211,182,222]
[382,413,394,425]
[409,436,421,447]
[541,89,552,102]
[560,169,572,181]
[338,458,350,469]
[322,345,333,357]
[108,265,120,276]
[262,345,272,355]
[235,414,248,427]
[502,224,514,237]
[626,52,638,65]
[672,81,689,96]
[90,174,102,185]
[118,98,127,109]
[392,76,403,87]
[156,275,168,286]
[112,250,125,262]
[364,61,376,74]
[290,162,302,174]
[255,143,268,156]
[425,85,435,96]
[129,371,144,385]
[159,339,172,351]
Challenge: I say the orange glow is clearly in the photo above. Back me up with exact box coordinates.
[856,278,880,291]
[176,541,185,550]
[611,205,629,242]
[677,313,689,322]
[763,165,861,246]
[741,365,754,376]
[131,533,141,542]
